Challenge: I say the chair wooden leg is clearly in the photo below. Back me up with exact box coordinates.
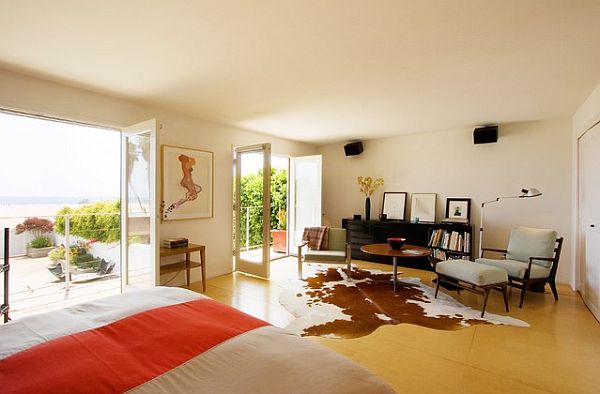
[549,280,559,301]
[481,288,491,318]
[519,283,528,308]
[346,259,352,281]
[297,254,303,280]
[502,285,509,312]
[434,275,441,298]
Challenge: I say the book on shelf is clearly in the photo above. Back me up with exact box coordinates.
[428,228,471,254]
[162,237,189,248]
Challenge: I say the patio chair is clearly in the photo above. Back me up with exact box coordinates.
[475,227,563,307]
[297,228,352,280]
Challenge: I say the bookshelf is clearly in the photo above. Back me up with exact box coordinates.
[427,227,472,261]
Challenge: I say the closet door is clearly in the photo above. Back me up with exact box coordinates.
[579,123,600,320]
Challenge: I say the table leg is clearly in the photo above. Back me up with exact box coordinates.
[393,256,398,292]
[185,251,191,287]
[200,247,206,292]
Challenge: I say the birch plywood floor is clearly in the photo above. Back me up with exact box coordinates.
[188,258,600,394]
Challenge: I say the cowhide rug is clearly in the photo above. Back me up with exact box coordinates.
[279,266,529,339]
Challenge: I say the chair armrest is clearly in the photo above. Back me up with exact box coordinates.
[527,256,554,268]
[480,247,507,258]
[297,241,308,257]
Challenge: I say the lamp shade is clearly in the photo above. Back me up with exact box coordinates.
[521,188,542,197]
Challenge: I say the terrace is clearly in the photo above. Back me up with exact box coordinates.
[0,208,152,320]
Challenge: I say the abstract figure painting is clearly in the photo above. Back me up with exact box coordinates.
[161,145,213,220]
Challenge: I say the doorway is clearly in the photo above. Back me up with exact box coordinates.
[578,121,600,321]
[0,111,157,319]
[233,144,322,279]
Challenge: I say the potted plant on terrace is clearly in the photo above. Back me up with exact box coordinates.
[47,240,110,280]
[15,217,55,258]
[271,209,287,253]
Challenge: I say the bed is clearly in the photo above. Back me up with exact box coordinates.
[0,287,394,393]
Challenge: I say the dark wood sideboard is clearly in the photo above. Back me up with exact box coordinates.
[342,219,473,270]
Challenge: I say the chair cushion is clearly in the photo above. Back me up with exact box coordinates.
[506,227,557,268]
[436,260,508,286]
[327,228,347,251]
[475,258,551,279]
[304,249,347,262]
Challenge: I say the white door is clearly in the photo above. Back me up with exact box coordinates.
[579,122,600,320]
[289,155,322,254]
[121,119,158,290]
[234,144,271,278]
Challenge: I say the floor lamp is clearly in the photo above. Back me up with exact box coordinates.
[479,188,542,258]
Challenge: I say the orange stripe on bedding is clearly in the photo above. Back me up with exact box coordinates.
[0,299,269,393]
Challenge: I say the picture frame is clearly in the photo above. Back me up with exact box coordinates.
[381,192,407,221]
[161,144,214,221]
[445,198,471,223]
[410,193,437,223]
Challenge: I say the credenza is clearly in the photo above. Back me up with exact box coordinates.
[341,219,473,270]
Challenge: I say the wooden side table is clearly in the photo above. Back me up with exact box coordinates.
[159,243,206,292]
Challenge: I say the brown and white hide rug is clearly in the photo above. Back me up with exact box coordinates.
[279,266,528,339]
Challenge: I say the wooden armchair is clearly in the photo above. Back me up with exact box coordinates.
[297,228,352,280]
[476,227,563,307]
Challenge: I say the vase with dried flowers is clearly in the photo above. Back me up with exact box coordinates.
[357,176,384,220]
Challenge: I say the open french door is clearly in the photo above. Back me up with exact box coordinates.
[234,144,271,278]
[121,119,158,290]
[289,155,322,254]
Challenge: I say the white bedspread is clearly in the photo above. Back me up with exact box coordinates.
[0,287,394,394]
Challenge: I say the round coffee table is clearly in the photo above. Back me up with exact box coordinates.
[360,243,431,291]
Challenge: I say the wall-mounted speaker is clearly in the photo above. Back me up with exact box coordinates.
[344,141,363,156]
[474,126,498,144]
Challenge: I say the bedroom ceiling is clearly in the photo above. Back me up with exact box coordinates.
[0,0,599,145]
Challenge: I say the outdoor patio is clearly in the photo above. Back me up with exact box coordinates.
[4,255,120,320]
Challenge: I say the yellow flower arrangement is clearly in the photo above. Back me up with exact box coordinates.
[357,176,384,197]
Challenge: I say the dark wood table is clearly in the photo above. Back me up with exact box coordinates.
[360,243,431,291]
[160,243,206,291]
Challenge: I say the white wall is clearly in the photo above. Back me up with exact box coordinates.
[0,69,318,284]
[319,119,573,284]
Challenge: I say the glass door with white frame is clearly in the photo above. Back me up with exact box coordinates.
[121,119,158,290]
[289,155,322,254]
[234,144,271,278]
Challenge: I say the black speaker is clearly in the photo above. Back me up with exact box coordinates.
[344,141,363,156]
[473,126,498,144]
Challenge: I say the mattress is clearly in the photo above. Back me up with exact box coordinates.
[0,287,394,393]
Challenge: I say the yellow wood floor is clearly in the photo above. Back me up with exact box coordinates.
[188,258,600,394]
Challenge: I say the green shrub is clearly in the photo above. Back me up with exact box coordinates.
[55,201,120,243]
[239,168,287,246]
[29,236,53,248]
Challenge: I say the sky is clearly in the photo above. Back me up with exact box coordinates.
[241,152,288,175]
[0,112,120,199]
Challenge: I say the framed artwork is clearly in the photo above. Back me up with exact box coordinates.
[161,145,214,221]
[410,193,436,223]
[445,198,471,223]
[382,192,407,221]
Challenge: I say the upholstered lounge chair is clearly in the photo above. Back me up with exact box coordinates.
[476,227,563,307]
[297,228,352,280]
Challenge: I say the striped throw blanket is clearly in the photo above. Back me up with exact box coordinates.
[302,226,329,250]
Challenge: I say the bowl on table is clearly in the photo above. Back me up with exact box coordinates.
[387,237,406,250]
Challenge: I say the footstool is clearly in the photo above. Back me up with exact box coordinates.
[435,260,509,317]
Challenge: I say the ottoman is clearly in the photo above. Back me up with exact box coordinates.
[435,260,509,317]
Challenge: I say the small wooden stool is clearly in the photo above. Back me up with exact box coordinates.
[435,260,509,317]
